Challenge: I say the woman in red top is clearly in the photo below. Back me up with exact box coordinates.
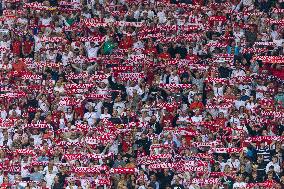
[144,39,158,55]
[158,46,171,60]
[1,176,11,188]
[269,64,284,80]
[12,57,27,72]
[22,36,34,58]
[118,34,133,49]
[11,35,22,57]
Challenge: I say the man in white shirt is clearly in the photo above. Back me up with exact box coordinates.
[241,0,254,7]
[85,42,99,59]
[113,95,125,116]
[126,81,143,97]
[226,154,240,171]
[233,27,245,43]
[232,174,247,188]
[83,106,97,126]
[265,156,281,174]
[157,7,166,24]
[0,106,7,119]
[30,128,43,146]
[168,71,180,84]
[21,156,31,181]
[231,64,246,78]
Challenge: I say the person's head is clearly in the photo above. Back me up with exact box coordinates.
[141,132,147,140]
[236,174,244,182]
[150,174,157,181]
[115,94,122,102]
[267,172,274,180]
[163,168,169,175]
[103,107,108,114]
[239,164,246,172]
[280,175,284,183]
[54,175,59,183]
[41,179,47,187]
[224,164,231,172]
[88,106,93,112]
[260,141,266,148]
[48,159,54,166]
[175,176,181,184]
[162,46,168,53]
[112,110,118,117]
[150,115,156,123]
[166,134,173,141]
[272,156,278,164]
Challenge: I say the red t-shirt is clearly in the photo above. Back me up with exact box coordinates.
[186,55,199,63]
[158,52,170,60]
[189,101,204,110]
[119,36,133,49]
[12,60,27,72]
[161,114,174,127]
[271,68,284,80]
[12,40,21,56]
[144,47,158,55]
[23,41,34,54]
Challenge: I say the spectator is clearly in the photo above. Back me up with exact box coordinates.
[0,0,283,188]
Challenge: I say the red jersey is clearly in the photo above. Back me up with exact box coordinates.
[158,52,170,60]
[12,40,21,56]
[23,41,34,54]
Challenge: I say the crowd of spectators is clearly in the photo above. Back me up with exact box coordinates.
[0,0,284,188]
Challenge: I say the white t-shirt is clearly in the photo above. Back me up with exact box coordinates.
[231,69,246,78]
[246,102,256,111]
[113,102,125,115]
[188,91,198,103]
[126,85,143,96]
[230,117,240,126]
[86,44,99,59]
[97,87,109,95]
[46,51,57,62]
[21,161,30,178]
[191,115,203,123]
[0,133,12,147]
[54,85,65,94]
[238,84,251,96]
[8,109,21,116]
[169,75,179,84]
[39,100,49,112]
[241,0,253,6]
[234,100,245,110]
[134,10,140,20]
[256,85,267,99]
[177,116,189,123]
[265,162,280,173]
[31,134,42,146]
[233,30,244,43]
[213,85,224,97]
[66,186,78,189]
[62,51,73,66]
[44,173,56,188]
[43,166,59,175]
[100,113,111,119]
[233,182,247,188]
[40,17,52,26]
[157,11,166,23]
[84,112,96,125]
[65,113,73,122]
[226,158,240,170]
[34,36,43,52]
[271,30,279,40]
